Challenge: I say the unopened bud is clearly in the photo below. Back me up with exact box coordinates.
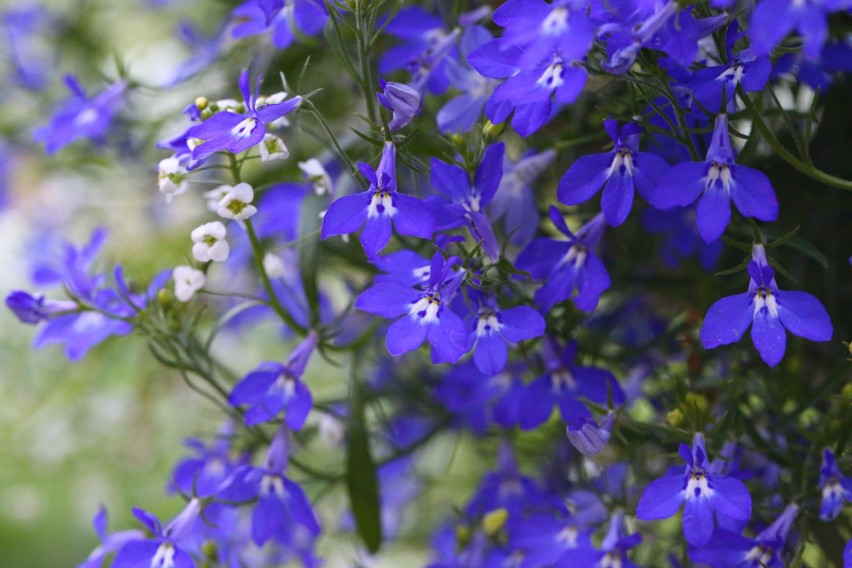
[482,508,509,537]
[667,408,684,427]
[195,96,208,110]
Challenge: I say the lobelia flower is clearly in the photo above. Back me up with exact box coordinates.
[819,448,852,521]
[466,290,545,376]
[228,331,317,428]
[173,266,206,302]
[568,511,642,568]
[113,499,202,568]
[636,432,752,548]
[321,141,434,259]
[518,339,624,431]
[646,114,779,243]
[689,23,772,114]
[508,510,595,567]
[216,182,257,221]
[355,253,469,364]
[187,70,301,161]
[700,245,833,367]
[217,424,321,546]
[191,221,229,263]
[557,120,670,227]
[688,503,799,568]
[466,443,547,518]
[78,506,144,568]
[377,79,421,132]
[430,142,505,260]
[171,422,247,499]
[566,411,615,456]
[230,0,327,50]
[749,0,851,60]
[515,207,610,312]
[488,148,555,246]
[6,291,77,324]
[33,75,126,154]
[436,26,498,134]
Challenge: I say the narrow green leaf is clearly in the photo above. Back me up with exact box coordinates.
[346,365,383,553]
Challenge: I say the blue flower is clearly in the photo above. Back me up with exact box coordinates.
[33,75,126,154]
[377,79,421,132]
[171,423,246,499]
[78,506,144,568]
[646,114,779,243]
[322,141,435,259]
[819,448,852,521]
[700,246,833,367]
[466,291,545,376]
[688,503,799,568]
[515,208,610,312]
[355,253,469,364]
[113,499,201,568]
[430,143,505,260]
[636,433,752,547]
[228,332,317,428]
[437,26,497,134]
[230,0,327,50]
[488,149,555,246]
[217,425,320,546]
[750,0,849,59]
[566,411,615,456]
[557,119,670,227]
[188,70,301,161]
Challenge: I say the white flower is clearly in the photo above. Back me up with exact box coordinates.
[191,221,230,262]
[203,185,231,212]
[259,133,289,162]
[158,157,188,202]
[299,158,332,195]
[216,182,257,221]
[173,265,206,302]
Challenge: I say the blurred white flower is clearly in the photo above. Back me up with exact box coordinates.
[173,265,206,302]
[191,221,229,262]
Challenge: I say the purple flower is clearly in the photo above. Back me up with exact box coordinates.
[819,448,852,521]
[171,423,246,499]
[646,114,779,243]
[113,499,201,568]
[557,120,670,227]
[218,425,320,546]
[228,332,317,427]
[5,291,76,324]
[33,75,126,154]
[466,291,545,376]
[377,79,421,132]
[321,141,434,259]
[515,208,610,312]
[636,433,752,548]
[566,411,615,456]
[430,143,505,260]
[230,0,327,49]
[78,506,144,568]
[518,339,624,431]
[466,443,547,517]
[355,253,469,364]
[508,512,595,567]
[750,0,850,59]
[569,511,642,568]
[488,149,555,246]
[437,26,497,134]
[688,503,799,568]
[700,246,833,367]
[188,70,301,161]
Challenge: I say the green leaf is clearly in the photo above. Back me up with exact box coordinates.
[346,367,383,553]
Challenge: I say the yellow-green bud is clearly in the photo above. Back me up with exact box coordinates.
[482,508,509,537]
[201,540,218,560]
[482,120,505,143]
[200,108,214,120]
[684,392,708,414]
[195,96,208,110]
[667,408,684,427]
[455,524,472,548]
[157,288,173,306]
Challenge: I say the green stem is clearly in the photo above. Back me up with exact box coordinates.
[244,218,309,336]
[740,90,852,192]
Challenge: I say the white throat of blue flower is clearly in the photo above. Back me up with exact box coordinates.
[744,544,774,565]
[562,244,588,269]
[753,287,779,318]
[273,372,297,399]
[536,58,566,91]
[608,149,636,179]
[230,117,259,139]
[555,525,580,548]
[260,474,286,498]
[599,551,623,568]
[151,542,176,568]
[368,190,397,218]
[476,310,503,337]
[716,61,745,85]
[685,467,715,501]
[551,369,576,392]
[408,294,442,323]
[705,162,734,194]
[541,7,569,35]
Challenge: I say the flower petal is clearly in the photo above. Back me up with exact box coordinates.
[701,293,753,349]
[776,290,833,342]
[636,475,685,520]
